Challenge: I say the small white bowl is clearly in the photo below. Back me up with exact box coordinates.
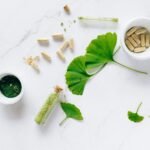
[0,72,24,105]
[121,17,150,60]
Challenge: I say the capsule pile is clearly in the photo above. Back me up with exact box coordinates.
[125,26,150,53]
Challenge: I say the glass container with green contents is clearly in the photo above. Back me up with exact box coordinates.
[0,73,24,104]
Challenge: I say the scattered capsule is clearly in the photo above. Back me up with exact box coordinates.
[125,40,134,51]
[30,62,40,72]
[52,33,64,41]
[141,34,145,47]
[56,51,66,61]
[68,38,74,50]
[37,38,49,46]
[41,52,51,62]
[126,27,138,36]
[59,40,69,52]
[134,47,146,53]
[128,37,138,47]
[131,34,141,45]
[145,34,150,48]
[135,28,147,35]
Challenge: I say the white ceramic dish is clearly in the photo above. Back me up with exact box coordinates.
[0,72,24,105]
[121,17,150,60]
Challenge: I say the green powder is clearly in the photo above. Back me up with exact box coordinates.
[0,75,22,98]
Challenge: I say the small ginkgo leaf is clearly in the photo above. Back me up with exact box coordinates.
[128,102,144,123]
[128,111,144,123]
[60,102,83,126]
[65,56,91,95]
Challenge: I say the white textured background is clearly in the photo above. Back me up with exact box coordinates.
[0,0,150,150]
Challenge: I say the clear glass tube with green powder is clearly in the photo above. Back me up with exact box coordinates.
[35,86,63,125]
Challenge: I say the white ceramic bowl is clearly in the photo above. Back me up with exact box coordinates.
[0,72,24,105]
[121,17,150,60]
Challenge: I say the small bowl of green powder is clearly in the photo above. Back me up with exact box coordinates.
[0,73,24,104]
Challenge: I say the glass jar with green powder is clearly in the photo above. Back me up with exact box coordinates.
[0,73,24,104]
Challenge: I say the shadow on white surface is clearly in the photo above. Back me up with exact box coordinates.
[1,98,25,120]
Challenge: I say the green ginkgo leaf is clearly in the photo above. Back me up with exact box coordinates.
[128,102,144,123]
[85,32,117,69]
[60,102,83,126]
[65,56,91,95]
[65,33,147,95]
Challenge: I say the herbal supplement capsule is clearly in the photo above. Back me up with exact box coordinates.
[37,38,49,46]
[141,34,146,47]
[145,34,150,48]
[128,37,138,47]
[135,28,147,35]
[41,52,51,62]
[56,51,66,61]
[134,47,146,53]
[125,40,134,51]
[126,27,138,36]
[30,62,40,72]
[68,38,74,50]
[131,34,141,45]
[59,40,69,52]
[52,33,64,41]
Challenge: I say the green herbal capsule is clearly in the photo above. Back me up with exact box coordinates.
[35,86,63,125]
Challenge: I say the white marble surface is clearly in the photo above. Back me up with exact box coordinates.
[0,0,150,150]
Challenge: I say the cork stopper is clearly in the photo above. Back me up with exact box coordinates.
[54,85,63,93]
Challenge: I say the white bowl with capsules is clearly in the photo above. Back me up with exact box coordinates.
[121,17,150,60]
